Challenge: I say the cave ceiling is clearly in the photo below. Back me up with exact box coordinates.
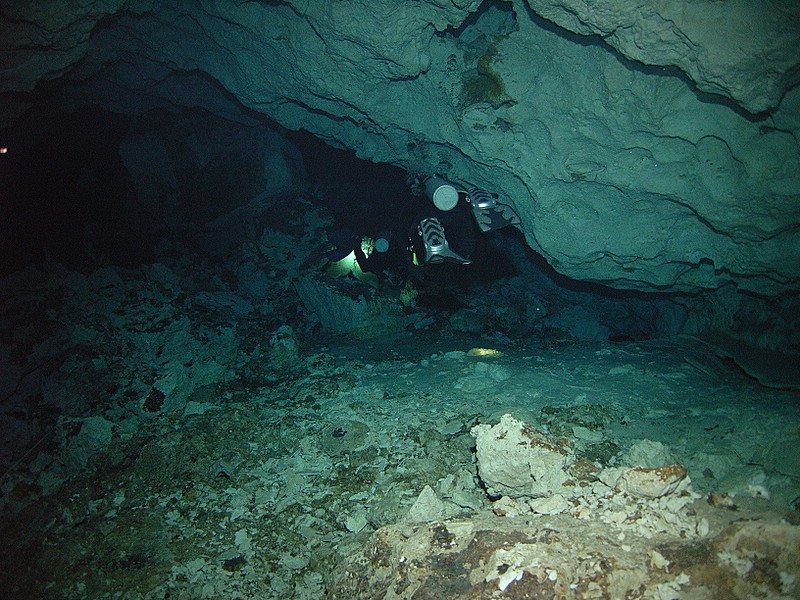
[1,0,799,295]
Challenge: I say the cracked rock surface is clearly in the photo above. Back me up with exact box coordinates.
[524,0,800,114]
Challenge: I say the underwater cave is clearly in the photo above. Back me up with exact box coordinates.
[1,1,800,597]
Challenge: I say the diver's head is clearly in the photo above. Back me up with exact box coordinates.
[360,236,375,258]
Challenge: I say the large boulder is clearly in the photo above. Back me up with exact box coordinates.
[471,414,575,499]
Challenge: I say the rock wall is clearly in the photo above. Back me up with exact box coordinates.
[524,0,800,114]
[1,0,799,295]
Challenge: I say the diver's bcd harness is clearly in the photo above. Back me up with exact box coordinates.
[413,175,521,266]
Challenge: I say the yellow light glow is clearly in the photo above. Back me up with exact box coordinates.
[467,347,504,357]
[326,250,379,287]
[0,147,8,154]
[326,250,358,278]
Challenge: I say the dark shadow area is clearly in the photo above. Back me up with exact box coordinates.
[0,106,145,274]
[283,128,410,235]
[0,97,721,347]
[439,0,516,39]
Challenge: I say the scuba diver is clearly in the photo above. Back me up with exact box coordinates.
[405,175,521,267]
[322,174,521,285]
[321,229,392,287]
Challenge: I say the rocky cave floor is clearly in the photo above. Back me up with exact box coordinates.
[1,257,800,599]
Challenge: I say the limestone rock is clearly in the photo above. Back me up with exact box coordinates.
[407,485,448,523]
[267,325,299,369]
[436,469,484,511]
[616,464,688,499]
[528,493,571,515]
[344,510,369,534]
[471,414,574,499]
[491,495,529,518]
[60,415,115,472]
[525,0,800,114]
[621,439,678,469]
[294,278,409,338]
[329,514,800,598]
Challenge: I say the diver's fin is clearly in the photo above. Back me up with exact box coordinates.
[467,188,521,232]
[418,217,472,265]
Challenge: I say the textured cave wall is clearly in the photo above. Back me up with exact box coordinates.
[524,0,800,115]
[1,0,799,296]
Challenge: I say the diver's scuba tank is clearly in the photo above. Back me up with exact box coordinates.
[424,175,459,211]
[413,174,521,266]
